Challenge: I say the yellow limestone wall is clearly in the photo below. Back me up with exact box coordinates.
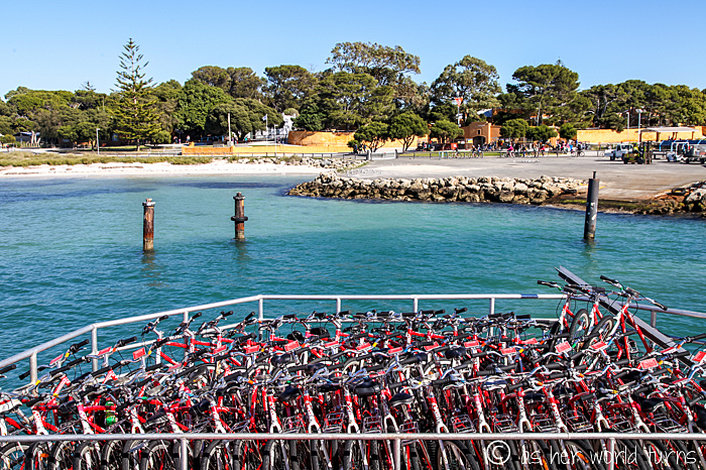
[577,128,704,144]
[287,130,426,150]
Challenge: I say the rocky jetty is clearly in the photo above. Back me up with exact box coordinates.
[636,182,706,215]
[288,173,585,205]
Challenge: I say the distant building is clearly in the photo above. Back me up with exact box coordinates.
[461,122,501,146]
[14,131,40,145]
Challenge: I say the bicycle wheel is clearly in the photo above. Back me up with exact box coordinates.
[99,439,124,470]
[25,442,51,470]
[233,440,263,470]
[49,440,75,470]
[0,442,29,470]
[342,440,365,470]
[569,309,591,343]
[262,440,290,470]
[139,441,178,470]
[583,316,615,350]
[73,441,102,470]
[200,440,235,470]
[434,440,480,470]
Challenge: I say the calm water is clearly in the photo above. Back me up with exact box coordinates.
[1,176,705,365]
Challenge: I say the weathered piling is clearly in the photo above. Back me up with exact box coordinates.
[583,172,599,240]
[231,192,248,240]
[142,198,155,251]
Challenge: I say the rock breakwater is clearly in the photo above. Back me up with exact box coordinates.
[288,174,585,205]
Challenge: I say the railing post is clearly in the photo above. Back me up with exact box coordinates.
[413,298,419,312]
[336,298,341,314]
[650,310,657,328]
[607,438,615,470]
[394,438,401,470]
[91,327,99,372]
[29,352,38,385]
[258,298,264,321]
[489,298,495,316]
[180,438,188,470]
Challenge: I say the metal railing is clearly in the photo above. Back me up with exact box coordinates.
[1,292,706,470]
[1,431,705,470]
[1,292,705,385]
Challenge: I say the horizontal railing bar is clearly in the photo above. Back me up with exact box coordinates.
[2,292,704,372]
[0,432,705,443]
[260,294,566,301]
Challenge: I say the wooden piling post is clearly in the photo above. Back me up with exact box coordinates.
[142,198,155,251]
[583,172,599,241]
[231,192,248,240]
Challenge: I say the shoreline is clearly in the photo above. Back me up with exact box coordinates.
[288,173,706,217]
[0,160,335,179]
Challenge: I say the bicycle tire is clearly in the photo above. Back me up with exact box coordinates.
[233,439,263,470]
[200,440,235,470]
[583,315,615,350]
[569,308,591,343]
[49,440,75,470]
[0,442,29,470]
[432,440,480,470]
[73,441,102,470]
[342,440,365,470]
[139,441,178,470]
[25,442,51,470]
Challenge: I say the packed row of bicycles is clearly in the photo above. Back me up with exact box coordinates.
[0,275,706,469]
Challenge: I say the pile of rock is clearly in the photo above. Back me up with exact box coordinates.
[637,182,706,215]
[244,156,352,170]
[289,174,585,205]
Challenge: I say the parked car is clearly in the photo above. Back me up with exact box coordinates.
[605,143,634,161]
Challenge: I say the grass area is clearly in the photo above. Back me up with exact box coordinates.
[0,152,214,167]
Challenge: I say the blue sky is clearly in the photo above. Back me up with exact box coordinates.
[1,0,703,98]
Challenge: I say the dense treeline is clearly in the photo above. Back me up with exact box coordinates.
[1,39,705,148]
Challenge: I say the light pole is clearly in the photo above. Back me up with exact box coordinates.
[96,128,100,155]
[636,108,644,143]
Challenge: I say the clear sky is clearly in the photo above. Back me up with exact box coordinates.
[1,0,703,98]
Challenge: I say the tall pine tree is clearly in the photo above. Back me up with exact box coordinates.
[112,38,161,150]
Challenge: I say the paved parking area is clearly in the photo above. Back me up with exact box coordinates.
[362,154,706,200]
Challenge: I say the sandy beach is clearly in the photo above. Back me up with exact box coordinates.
[0,160,326,178]
[3,154,705,201]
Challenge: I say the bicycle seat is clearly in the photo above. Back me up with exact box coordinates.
[272,353,294,365]
[278,385,301,402]
[309,327,330,339]
[389,392,414,407]
[354,380,380,398]
[444,347,466,359]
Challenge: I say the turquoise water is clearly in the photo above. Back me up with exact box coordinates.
[1,176,705,363]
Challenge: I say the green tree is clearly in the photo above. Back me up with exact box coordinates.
[508,62,580,125]
[429,119,462,143]
[111,38,161,150]
[191,66,265,100]
[559,123,577,140]
[311,71,394,130]
[264,65,317,112]
[353,121,389,152]
[430,55,501,119]
[388,112,428,151]
[205,99,281,141]
[526,124,557,143]
[500,118,529,140]
[153,80,182,139]
[294,100,326,131]
[175,79,233,139]
[327,42,420,87]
